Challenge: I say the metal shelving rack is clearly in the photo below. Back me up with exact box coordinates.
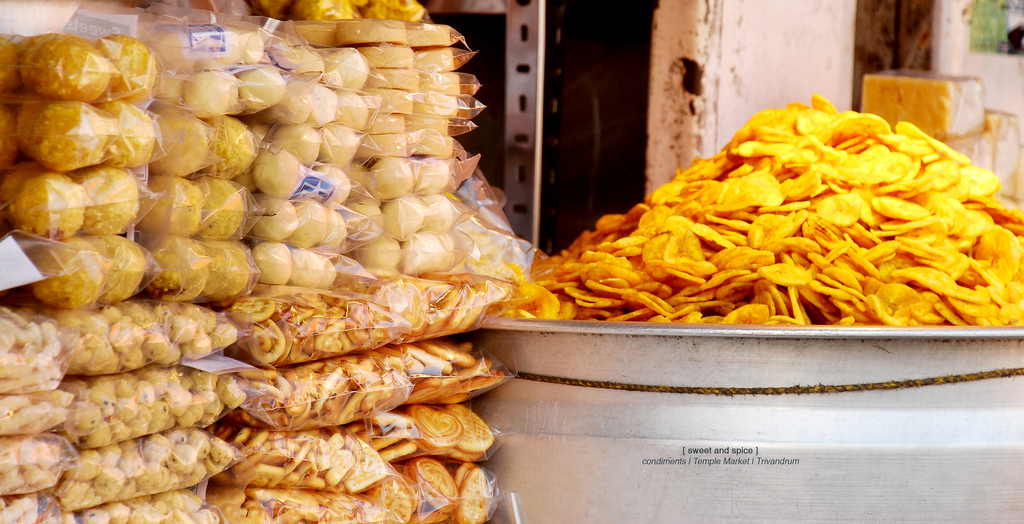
[424,0,545,247]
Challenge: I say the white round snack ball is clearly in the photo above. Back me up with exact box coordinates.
[250,195,299,241]
[319,124,363,167]
[252,148,303,198]
[265,80,314,125]
[370,157,416,200]
[306,84,339,127]
[290,46,326,77]
[265,124,322,164]
[182,70,240,118]
[230,25,267,65]
[401,230,455,275]
[334,89,371,130]
[286,200,331,248]
[354,235,401,275]
[288,248,331,288]
[381,195,426,241]
[323,205,348,250]
[321,47,370,90]
[252,241,292,285]
[414,158,453,194]
[236,66,287,112]
[311,163,352,204]
[421,193,457,233]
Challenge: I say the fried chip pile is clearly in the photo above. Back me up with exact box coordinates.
[511,95,1024,326]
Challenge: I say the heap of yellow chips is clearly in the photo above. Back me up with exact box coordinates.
[511,95,1024,326]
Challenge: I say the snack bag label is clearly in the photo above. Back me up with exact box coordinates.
[0,236,44,292]
[290,169,341,203]
[63,11,138,38]
[188,24,232,58]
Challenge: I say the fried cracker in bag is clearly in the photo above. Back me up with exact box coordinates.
[207,485,398,524]
[0,434,77,496]
[219,288,409,366]
[212,425,392,494]
[224,350,412,430]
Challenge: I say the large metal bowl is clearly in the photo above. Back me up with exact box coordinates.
[470,319,1024,523]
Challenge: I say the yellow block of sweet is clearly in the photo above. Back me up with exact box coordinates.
[861,70,984,140]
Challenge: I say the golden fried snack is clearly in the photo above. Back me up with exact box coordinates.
[0,433,77,496]
[0,36,20,94]
[0,306,75,394]
[373,338,509,405]
[400,457,458,524]
[60,364,247,449]
[2,166,88,239]
[387,458,499,524]
[20,33,113,102]
[138,176,203,237]
[520,95,1024,325]
[201,240,258,302]
[220,289,409,366]
[67,165,142,236]
[94,99,158,168]
[28,235,109,309]
[206,485,395,524]
[224,351,412,431]
[62,489,226,524]
[55,427,242,511]
[195,177,254,240]
[0,492,60,524]
[147,103,215,178]
[81,234,148,304]
[95,34,159,103]
[0,105,17,169]
[0,390,71,436]
[51,300,237,376]
[351,403,495,464]
[340,274,515,343]
[202,114,259,180]
[212,425,392,493]
[364,476,418,524]
[16,100,118,172]
[144,236,212,302]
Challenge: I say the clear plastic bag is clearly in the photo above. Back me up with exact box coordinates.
[339,274,516,343]
[0,491,61,524]
[0,305,77,394]
[0,390,72,436]
[0,164,87,239]
[195,178,257,241]
[406,23,465,49]
[13,101,119,172]
[55,426,243,511]
[206,485,397,524]
[411,48,476,74]
[218,289,409,366]
[350,403,498,463]
[211,425,393,494]
[250,242,375,290]
[93,100,161,169]
[418,72,481,97]
[201,240,260,302]
[201,114,261,180]
[0,434,78,496]
[60,364,248,449]
[382,458,500,524]
[62,489,226,524]
[147,103,219,178]
[49,300,240,376]
[224,350,412,430]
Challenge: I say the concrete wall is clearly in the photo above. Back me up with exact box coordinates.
[646,0,858,193]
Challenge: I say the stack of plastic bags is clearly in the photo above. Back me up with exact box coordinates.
[0,4,532,522]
